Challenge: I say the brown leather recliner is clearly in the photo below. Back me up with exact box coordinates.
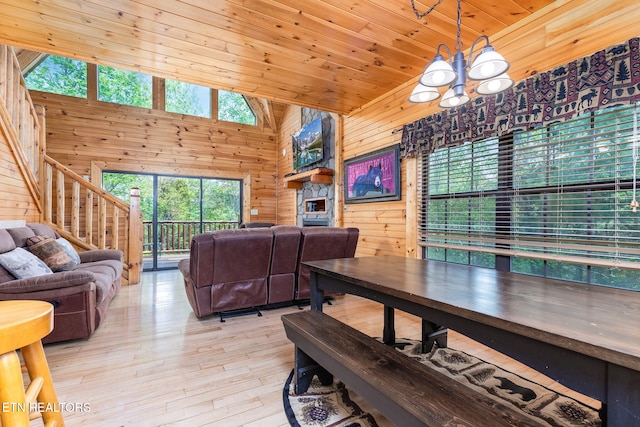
[268,226,301,304]
[179,226,360,319]
[179,228,273,318]
[295,227,359,300]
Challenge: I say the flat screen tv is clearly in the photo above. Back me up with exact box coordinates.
[292,117,323,170]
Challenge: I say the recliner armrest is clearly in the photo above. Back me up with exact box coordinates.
[79,249,124,263]
[178,258,190,280]
[0,270,97,293]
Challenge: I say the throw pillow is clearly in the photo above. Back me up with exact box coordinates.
[56,237,81,265]
[26,235,77,272]
[0,247,53,279]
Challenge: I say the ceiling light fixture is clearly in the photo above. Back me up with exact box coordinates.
[409,0,513,108]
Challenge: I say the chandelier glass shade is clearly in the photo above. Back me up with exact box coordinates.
[409,0,514,108]
[409,83,440,103]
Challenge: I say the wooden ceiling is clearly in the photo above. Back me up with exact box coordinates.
[0,0,555,115]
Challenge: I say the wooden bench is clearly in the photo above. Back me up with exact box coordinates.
[282,310,544,427]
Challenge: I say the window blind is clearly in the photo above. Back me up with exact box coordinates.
[418,103,640,271]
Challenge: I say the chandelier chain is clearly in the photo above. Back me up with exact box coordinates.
[408,0,513,107]
[455,0,462,52]
[410,0,445,19]
[410,0,464,51]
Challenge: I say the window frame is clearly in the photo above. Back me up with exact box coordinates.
[419,103,640,290]
[25,55,258,125]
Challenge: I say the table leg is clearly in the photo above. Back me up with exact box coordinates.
[383,306,395,345]
[309,270,324,312]
[606,364,640,425]
[21,340,65,427]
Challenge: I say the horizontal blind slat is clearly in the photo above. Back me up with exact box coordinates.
[419,102,640,274]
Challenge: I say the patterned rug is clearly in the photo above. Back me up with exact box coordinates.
[283,340,602,427]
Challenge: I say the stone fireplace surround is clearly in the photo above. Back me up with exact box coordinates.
[296,108,335,227]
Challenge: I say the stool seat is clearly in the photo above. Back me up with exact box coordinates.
[0,300,64,427]
[0,301,53,353]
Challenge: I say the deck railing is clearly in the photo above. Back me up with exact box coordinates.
[143,220,239,254]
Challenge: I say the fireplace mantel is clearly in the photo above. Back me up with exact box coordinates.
[284,168,333,189]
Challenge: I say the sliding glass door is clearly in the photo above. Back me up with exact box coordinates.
[103,172,242,270]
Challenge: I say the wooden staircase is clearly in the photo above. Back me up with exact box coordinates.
[0,44,142,285]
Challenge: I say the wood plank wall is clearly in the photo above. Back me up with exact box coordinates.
[5,0,639,260]
[0,129,40,221]
[29,91,279,225]
[276,103,407,256]
[276,104,299,225]
[277,0,640,259]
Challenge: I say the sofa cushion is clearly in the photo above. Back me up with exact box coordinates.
[0,247,53,279]
[75,260,122,305]
[0,265,15,283]
[56,238,82,265]
[6,226,36,248]
[27,223,58,239]
[0,229,16,254]
[26,235,77,272]
[78,258,123,278]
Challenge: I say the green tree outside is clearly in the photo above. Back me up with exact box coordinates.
[98,66,152,108]
[25,54,256,126]
[24,56,87,98]
[166,79,210,118]
[218,90,256,125]
[102,173,153,221]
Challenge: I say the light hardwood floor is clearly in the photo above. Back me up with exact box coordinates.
[36,270,598,426]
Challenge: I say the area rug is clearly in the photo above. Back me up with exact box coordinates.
[283,340,602,427]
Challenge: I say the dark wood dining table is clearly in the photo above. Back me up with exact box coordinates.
[305,255,640,426]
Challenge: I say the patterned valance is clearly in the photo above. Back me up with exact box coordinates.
[401,37,640,158]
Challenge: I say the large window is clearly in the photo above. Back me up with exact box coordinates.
[165,79,211,118]
[103,172,242,270]
[98,65,152,108]
[24,55,87,98]
[25,55,257,125]
[424,138,498,268]
[218,90,256,125]
[420,103,640,290]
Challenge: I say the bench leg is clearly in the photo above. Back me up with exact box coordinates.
[294,347,333,394]
[422,320,448,353]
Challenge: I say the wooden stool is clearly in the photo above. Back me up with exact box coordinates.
[0,300,64,427]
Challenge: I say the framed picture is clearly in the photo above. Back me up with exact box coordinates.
[344,144,401,203]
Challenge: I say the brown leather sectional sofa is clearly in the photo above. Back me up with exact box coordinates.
[178,225,359,319]
[0,223,123,343]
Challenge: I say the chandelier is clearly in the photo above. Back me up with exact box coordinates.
[409,0,514,108]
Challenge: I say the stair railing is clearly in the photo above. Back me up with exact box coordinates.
[42,156,142,284]
[0,43,142,284]
[0,44,41,210]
